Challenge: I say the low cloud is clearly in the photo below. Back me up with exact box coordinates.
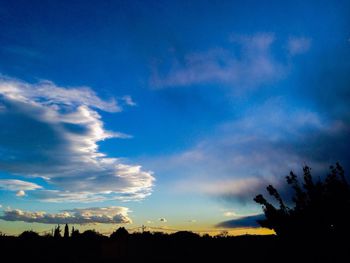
[216,214,265,228]
[0,77,154,202]
[0,206,131,224]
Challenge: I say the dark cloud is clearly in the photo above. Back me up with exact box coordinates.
[216,214,265,228]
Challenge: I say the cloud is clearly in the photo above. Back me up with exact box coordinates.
[145,97,349,207]
[223,211,237,217]
[122,95,137,106]
[216,214,264,228]
[159,218,167,222]
[16,190,26,197]
[0,179,42,191]
[287,37,311,56]
[0,206,131,224]
[0,77,154,202]
[151,33,309,90]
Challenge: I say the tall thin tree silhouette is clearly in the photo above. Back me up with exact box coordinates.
[64,224,69,238]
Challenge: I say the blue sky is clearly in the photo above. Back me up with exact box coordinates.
[0,0,350,235]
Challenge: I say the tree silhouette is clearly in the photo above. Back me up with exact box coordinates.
[254,163,350,239]
[53,225,62,238]
[110,227,129,240]
[64,224,69,238]
[71,227,80,238]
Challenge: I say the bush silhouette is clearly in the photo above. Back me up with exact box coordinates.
[18,230,40,239]
[110,227,129,240]
[254,163,350,239]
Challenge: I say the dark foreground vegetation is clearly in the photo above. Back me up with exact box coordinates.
[0,229,348,263]
[1,163,349,262]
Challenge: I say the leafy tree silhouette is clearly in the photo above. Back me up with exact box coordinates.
[64,224,69,238]
[110,227,129,240]
[254,163,350,240]
[18,230,40,239]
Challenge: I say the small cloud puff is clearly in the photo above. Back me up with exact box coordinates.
[223,211,237,217]
[16,190,26,197]
[122,95,137,106]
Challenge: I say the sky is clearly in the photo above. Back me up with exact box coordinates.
[0,0,350,236]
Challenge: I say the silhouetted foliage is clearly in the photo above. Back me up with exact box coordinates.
[254,163,350,240]
[80,229,105,241]
[110,227,129,240]
[53,225,61,238]
[64,223,69,238]
[18,230,40,239]
[71,226,80,238]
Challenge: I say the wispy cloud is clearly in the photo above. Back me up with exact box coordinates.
[287,36,311,56]
[144,97,348,207]
[0,206,131,224]
[223,211,238,217]
[0,179,42,191]
[0,77,154,202]
[151,33,310,91]
[122,95,137,106]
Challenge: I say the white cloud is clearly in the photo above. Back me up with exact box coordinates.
[223,211,238,217]
[151,33,303,91]
[0,78,120,112]
[0,206,131,224]
[0,77,155,202]
[287,37,311,56]
[0,179,42,191]
[122,95,137,106]
[16,190,26,197]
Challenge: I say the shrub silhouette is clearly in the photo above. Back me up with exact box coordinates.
[254,163,350,239]
[18,230,40,239]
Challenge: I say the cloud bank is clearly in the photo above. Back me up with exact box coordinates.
[0,206,131,224]
[0,77,154,202]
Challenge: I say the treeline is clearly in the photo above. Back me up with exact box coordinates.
[0,227,347,263]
